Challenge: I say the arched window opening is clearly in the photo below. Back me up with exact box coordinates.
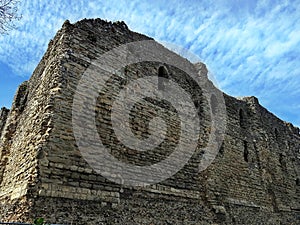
[243,140,249,162]
[158,66,169,90]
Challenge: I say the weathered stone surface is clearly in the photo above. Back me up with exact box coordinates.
[0,107,9,138]
[0,18,299,224]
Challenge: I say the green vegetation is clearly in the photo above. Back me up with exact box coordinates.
[33,218,50,225]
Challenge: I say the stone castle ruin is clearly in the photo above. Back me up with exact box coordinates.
[0,19,299,224]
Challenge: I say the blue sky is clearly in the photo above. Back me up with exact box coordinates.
[0,0,299,127]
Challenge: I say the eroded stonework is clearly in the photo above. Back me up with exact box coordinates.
[0,19,299,225]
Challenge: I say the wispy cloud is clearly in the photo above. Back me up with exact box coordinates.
[0,0,299,127]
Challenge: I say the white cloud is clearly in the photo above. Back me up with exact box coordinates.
[0,0,299,126]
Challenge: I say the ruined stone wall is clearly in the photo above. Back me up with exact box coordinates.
[0,107,10,187]
[0,22,77,219]
[0,19,299,224]
[0,107,9,136]
[205,95,300,224]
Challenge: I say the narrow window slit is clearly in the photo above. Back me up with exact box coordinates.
[239,109,246,129]
[243,140,249,162]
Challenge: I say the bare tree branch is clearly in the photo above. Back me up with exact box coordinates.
[0,0,21,34]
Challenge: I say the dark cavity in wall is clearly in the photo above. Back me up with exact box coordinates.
[239,108,246,129]
[279,153,287,171]
[158,66,169,91]
[218,141,225,157]
[243,140,249,162]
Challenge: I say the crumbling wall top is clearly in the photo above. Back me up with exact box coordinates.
[0,107,10,137]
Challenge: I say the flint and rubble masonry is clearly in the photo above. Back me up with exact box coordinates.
[0,19,299,225]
